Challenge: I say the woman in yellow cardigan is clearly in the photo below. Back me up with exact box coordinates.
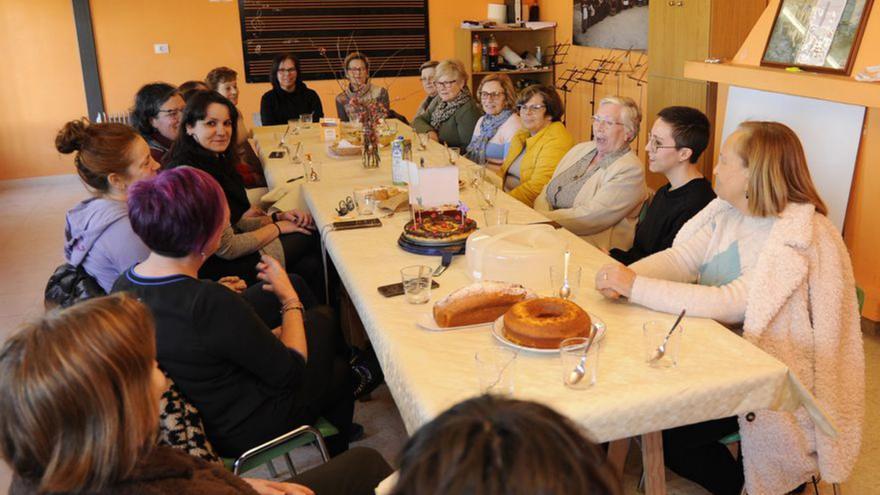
[498,85,574,206]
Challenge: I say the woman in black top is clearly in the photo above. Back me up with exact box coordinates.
[167,91,323,290]
[261,53,324,126]
[132,82,186,164]
[113,166,354,458]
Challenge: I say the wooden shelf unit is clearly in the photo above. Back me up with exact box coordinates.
[455,26,557,94]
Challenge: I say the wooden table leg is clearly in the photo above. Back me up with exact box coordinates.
[607,438,630,481]
[641,431,667,495]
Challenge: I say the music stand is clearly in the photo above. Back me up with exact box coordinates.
[555,66,587,125]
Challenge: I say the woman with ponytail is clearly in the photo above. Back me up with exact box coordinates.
[57,119,160,293]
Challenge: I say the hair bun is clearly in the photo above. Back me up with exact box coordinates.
[55,118,89,154]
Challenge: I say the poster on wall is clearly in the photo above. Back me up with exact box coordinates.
[573,0,650,50]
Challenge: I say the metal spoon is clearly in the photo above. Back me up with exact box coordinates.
[567,327,598,385]
[650,309,687,362]
[559,250,571,300]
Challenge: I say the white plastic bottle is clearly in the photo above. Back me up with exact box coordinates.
[391,136,407,185]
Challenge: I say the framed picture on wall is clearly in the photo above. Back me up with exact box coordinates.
[761,0,874,75]
[573,0,650,50]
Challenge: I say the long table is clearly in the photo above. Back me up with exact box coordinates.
[253,123,827,494]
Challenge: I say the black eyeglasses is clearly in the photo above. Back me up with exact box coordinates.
[336,196,355,216]
[647,136,680,153]
[277,68,297,74]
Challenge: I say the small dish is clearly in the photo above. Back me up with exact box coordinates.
[490,313,606,354]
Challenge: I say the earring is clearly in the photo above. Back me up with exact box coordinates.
[200,252,206,259]
[745,189,749,199]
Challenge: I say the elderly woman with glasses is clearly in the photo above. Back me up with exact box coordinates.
[412,59,481,149]
[497,84,573,207]
[465,73,522,171]
[534,95,647,251]
[132,82,186,163]
[335,52,390,122]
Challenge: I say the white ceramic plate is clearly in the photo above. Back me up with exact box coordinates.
[416,312,496,332]
[491,313,606,354]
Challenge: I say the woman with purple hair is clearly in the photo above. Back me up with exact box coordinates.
[112,166,356,459]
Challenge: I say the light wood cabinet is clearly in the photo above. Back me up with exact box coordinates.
[646,0,765,188]
[455,27,556,95]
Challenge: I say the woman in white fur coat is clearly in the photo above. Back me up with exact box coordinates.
[595,121,864,495]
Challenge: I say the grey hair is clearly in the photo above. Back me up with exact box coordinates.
[599,96,641,142]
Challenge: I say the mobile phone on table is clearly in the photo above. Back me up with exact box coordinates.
[378,281,439,297]
[269,151,285,159]
[332,218,382,230]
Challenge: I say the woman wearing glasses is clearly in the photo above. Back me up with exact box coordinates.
[498,84,573,207]
[260,52,324,126]
[412,59,481,149]
[465,73,522,171]
[132,82,185,163]
[414,60,439,119]
[534,95,646,250]
[335,52,390,122]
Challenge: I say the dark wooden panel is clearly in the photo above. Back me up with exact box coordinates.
[239,0,430,82]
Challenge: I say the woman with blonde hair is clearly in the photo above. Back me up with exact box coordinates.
[533,95,646,250]
[595,121,864,495]
[465,73,521,170]
[412,59,481,148]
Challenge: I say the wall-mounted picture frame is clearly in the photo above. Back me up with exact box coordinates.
[762,0,874,75]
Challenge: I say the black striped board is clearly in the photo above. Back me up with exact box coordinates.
[238,0,430,83]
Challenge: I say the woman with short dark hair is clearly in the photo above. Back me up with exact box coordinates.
[497,84,573,207]
[391,395,621,495]
[113,166,355,459]
[166,91,321,288]
[260,53,324,126]
[335,52,390,122]
[132,82,185,163]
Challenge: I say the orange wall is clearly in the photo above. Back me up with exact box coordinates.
[0,0,87,180]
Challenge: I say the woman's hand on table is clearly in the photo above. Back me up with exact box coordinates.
[428,130,439,142]
[243,206,266,219]
[217,276,247,294]
[275,220,312,236]
[280,209,314,229]
[256,254,299,303]
[243,478,315,495]
[595,263,636,299]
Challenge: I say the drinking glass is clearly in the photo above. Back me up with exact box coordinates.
[549,265,582,298]
[304,158,322,182]
[483,207,509,227]
[560,336,601,389]
[400,265,433,304]
[416,132,430,150]
[475,347,517,395]
[470,165,486,189]
[642,320,683,368]
[447,147,461,164]
[300,113,314,129]
[477,183,498,210]
[286,118,300,136]
[353,189,376,216]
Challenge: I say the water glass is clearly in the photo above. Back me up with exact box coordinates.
[549,265,582,298]
[642,320,683,368]
[300,113,314,129]
[400,265,433,304]
[475,347,517,395]
[353,189,376,215]
[416,132,430,150]
[303,158,322,182]
[483,207,509,226]
[470,165,486,189]
[286,118,300,136]
[560,336,601,389]
[477,183,498,210]
[447,147,461,164]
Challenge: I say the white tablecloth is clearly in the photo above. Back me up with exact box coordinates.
[254,123,828,442]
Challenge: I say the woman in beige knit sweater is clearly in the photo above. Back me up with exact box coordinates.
[596,122,864,495]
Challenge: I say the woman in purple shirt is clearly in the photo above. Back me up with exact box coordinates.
[56,119,160,293]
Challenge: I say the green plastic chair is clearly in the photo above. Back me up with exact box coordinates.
[222,417,339,476]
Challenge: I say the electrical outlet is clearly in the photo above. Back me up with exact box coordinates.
[154,43,169,55]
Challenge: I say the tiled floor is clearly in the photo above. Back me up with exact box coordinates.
[0,175,876,494]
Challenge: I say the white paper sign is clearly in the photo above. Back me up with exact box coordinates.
[407,163,459,207]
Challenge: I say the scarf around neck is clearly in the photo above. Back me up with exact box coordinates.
[466,109,512,159]
[430,89,471,129]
